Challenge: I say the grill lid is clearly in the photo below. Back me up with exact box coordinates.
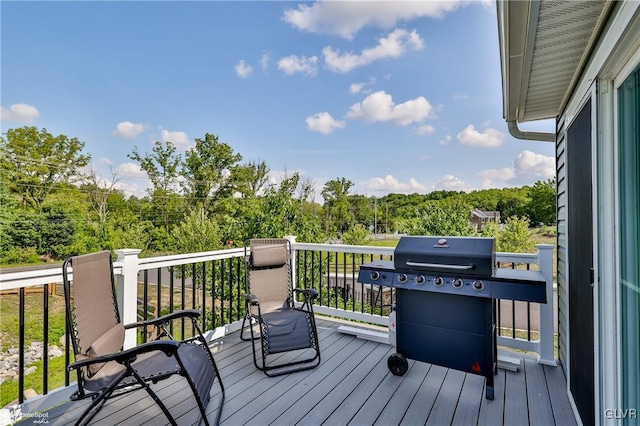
[393,236,496,277]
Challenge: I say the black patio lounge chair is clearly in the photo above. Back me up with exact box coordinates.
[241,238,321,376]
[62,250,224,425]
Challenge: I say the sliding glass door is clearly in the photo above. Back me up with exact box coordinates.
[618,65,640,422]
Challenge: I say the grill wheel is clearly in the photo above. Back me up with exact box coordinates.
[387,353,409,376]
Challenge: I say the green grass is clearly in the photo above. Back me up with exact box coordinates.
[0,352,68,407]
[0,292,67,351]
[368,239,400,247]
[0,290,68,407]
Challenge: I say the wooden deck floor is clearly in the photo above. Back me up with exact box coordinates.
[22,317,576,425]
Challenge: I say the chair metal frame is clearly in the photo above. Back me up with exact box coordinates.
[241,239,320,376]
[62,251,225,426]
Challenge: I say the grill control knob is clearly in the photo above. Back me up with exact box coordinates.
[472,281,485,291]
[415,275,425,285]
[433,277,443,286]
[452,278,464,289]
[370,271,380,281]
[398,273,408,283]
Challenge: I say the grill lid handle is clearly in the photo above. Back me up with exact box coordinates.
[404,261,475,271]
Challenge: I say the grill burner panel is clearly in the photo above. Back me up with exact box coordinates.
[359,260,546,302]
[357,236,548,401]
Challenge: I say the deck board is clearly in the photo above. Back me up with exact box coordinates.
[524,358,556,426]
[503,364,529,425]
[17,317,576,426]
[452,373,485,425]
[374,361,431,426]
[400,363,447,426]
[425,369,466,426]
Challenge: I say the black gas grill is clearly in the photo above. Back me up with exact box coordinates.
[357,236,547,400]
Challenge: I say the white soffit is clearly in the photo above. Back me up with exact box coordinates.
[502,0,611,123]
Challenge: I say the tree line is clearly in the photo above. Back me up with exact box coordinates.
[0,126,556,264]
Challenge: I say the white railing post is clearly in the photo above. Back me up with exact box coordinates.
[115,249,141,349]
[284,235,297,289]
[536,244,557,366]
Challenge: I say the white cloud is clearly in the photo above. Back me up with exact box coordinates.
[349,82,365,94]
[283,1,464,39]
[235,60,253,78]
[0,103,40,123]
[323,29,423,73]
[513,150,555,179]
[114,121,147,138]
[476,150,554,188]
[347,91,434,126]
[477,167,517,188]
[306,112,346,134]
[457,124,504,147]
[260,53,270,71]
[116,162,148,179]
[160,129,190,148]
[439,135,452,145]
[415,124,435,135]
[434,174,475,192]
[361,175,427,194]
[453,92,469,100]
[98,157,114,166]
[277,55,318,76]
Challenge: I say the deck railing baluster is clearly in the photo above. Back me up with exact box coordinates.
[18,287,25,404]
[43,284,49,395]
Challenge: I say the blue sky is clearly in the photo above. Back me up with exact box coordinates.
[1,1,555,201]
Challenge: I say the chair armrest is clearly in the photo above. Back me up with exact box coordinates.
[294,288,319,300]
[68,340,181,371]
[124,309,201,329]
[242,293,259,305]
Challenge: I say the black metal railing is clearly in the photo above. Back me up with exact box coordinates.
[1,242,555,409]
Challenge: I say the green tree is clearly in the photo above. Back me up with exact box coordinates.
[341,223,369,246]
[39,204,76,259]
[181,133,242,215]
[402,199,475,236]
[81,164,121,243]
[245,172,324,243]
[498,216,534,253]
[171,210,222,253]
[111,221,153,255]
[128,141,182,232]
[234,160,270,198]
[0,126,90,210]
[322,177,354,235]
[496,190,529,219]
[527,179,556,225]
[348,195,374,232]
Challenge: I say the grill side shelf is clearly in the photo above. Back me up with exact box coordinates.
[491,269,547,303]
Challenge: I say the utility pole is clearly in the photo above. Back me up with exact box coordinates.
[374,197,377,237]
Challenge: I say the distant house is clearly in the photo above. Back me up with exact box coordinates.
[470,208,500,231]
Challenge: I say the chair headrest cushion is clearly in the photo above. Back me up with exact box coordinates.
[251,244,288,268]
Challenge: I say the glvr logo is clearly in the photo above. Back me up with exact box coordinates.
[604,409,638,419]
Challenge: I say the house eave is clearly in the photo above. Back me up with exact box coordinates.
[498,0,613,126]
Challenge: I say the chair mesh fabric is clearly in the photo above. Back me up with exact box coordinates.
[262,310,314,354]
[71,251,122,369]
[82,344,215,406]
[249,266,291,312]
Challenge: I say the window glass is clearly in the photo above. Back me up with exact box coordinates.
[618,64,640,421]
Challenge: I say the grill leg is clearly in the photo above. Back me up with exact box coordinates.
[486,385,495,400]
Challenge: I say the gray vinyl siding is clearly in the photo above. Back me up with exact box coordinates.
[556,116,568,368]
